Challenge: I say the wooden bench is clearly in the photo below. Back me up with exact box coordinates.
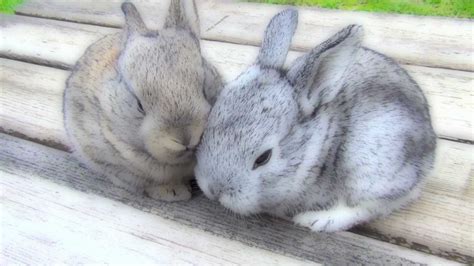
[1,0,472,264]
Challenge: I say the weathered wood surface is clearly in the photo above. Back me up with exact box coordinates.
[1,15,472,141]
[0,58,472,261]
[0,133,460,265]
[0,59,69,150]
[1,164,315,265]
[15,0,474,71]
[1,0,473,263]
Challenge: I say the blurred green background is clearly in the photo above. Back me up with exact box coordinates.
[0,0,22,13]
[247,0,473,18]
[0,0,472,18]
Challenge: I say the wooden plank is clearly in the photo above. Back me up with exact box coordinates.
[0,59,69,150]
[1,15,472,141]
[361,139,474,261]
[0,133,459,265]
[0,59,473,262]
[401,65,474,142]
[0,168,316,265]
[15,0,474,71]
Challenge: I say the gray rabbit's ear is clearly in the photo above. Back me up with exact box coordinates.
[165,0,200,39]
[287,25,363,116]
[256,9,298,69]
[121,2,148,36]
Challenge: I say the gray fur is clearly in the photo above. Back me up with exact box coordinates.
[64,1,223,201]
[257,9,298,69]
[195,9,436,232]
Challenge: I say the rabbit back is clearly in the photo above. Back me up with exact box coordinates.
[338,48,436,203]
[288,46,437,214]
[64,33,123,167]
[64,33,148,188]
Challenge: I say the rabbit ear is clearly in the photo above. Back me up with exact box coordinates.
[287,25,363,116]
[256,9,298,69]
[165,0,200,39]
[202,58,224,105]
[121,2,147,36]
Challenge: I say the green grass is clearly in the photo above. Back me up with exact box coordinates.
[0,0,23,14]
[246,0,473,18]
[0,0,470,18]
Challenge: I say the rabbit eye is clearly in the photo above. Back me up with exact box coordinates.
[137,99,145,114]
[253,149,272,170]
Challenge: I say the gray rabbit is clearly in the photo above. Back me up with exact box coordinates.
[64,1,222,201]
[195,9,436,231]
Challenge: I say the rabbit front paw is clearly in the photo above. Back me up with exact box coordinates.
[145,183,192,202]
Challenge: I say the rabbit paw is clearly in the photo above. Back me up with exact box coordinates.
[145,183,192,202]
[293,205,365,232]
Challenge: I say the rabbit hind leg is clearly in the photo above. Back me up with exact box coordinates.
[293,185,422,232]
[292,202,375,232]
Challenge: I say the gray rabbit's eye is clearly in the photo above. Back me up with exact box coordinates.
[137,99,145,115]
[253,149,272,170]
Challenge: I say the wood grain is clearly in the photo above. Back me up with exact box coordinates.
[363,139,474,260]
[0,167,317,265]
[0,133,459,265]
[0,59,69,149]
[1,15,472,141]
[15,0,474,71]
[0,57,472,261]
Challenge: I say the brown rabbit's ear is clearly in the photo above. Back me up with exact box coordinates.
[121,2,148,36]
[164,0,200,39]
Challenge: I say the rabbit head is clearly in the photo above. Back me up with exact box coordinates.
[195,9,363,215]
[118,1,212,165]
